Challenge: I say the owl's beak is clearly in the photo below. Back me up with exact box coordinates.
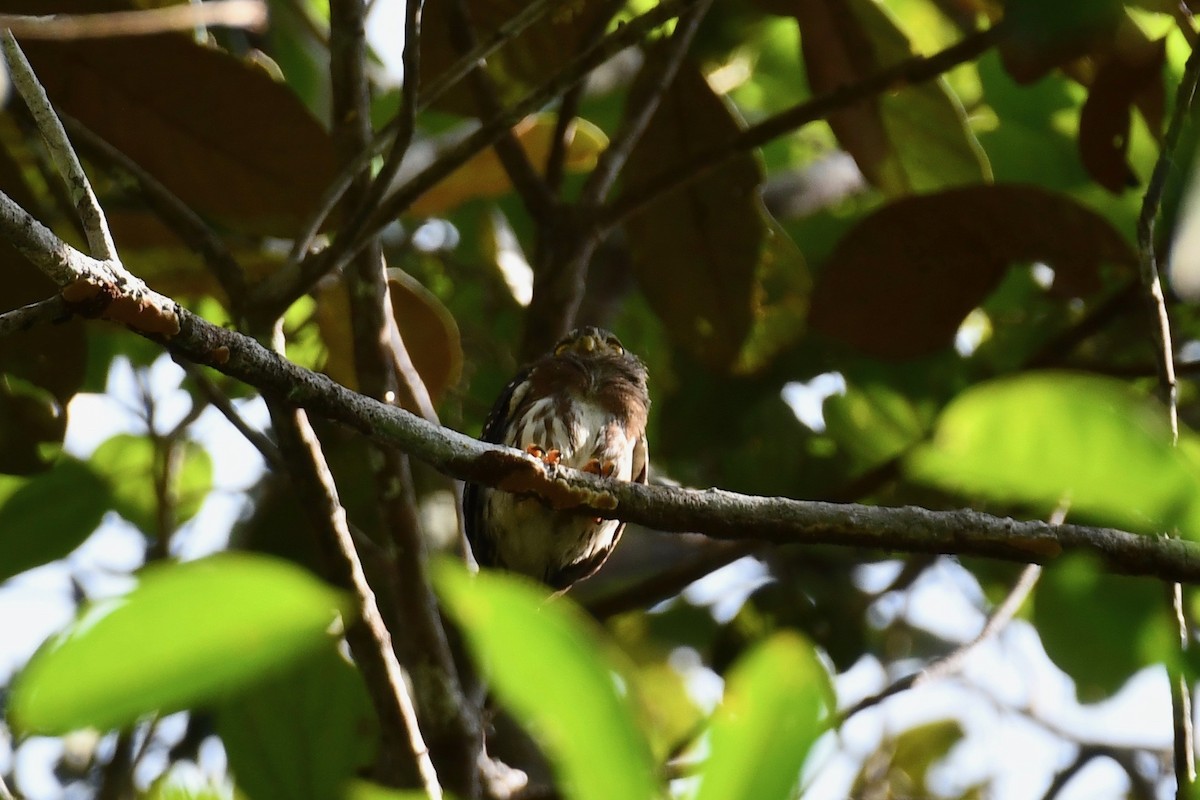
[580,334,598,353]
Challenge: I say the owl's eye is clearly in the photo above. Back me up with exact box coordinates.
[606,337,623,354]
[555,342,570,356]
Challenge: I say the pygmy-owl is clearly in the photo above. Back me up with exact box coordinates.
[464,327,650,591]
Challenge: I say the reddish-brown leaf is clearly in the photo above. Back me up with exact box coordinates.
[0,198,85,472]
[419,0,610,116]
[622,59,762,372]
[787,0,893,189]
[809,185,1135,359]
[20,34,337,237]
[315,274,462,409]
[1078,36,1166,193]
[762,0,989,194]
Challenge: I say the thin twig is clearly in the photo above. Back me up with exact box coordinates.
[0,1,267,39]
[446,0,554,221]
[329,0,478,793]
[581,0,713,206]
[0,294,68,337]
[285,0,558,266]
[600,22,1009,229]
[1,32,117,262]
[841,562,1042,720]
[179,359,285,471]
[582,540,758,620]
[268,393,439,796]
[521,0,713,356]
[1136,35,1200,799]
[252,0,696,318]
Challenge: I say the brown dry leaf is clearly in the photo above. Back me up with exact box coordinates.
[809,185,1136,359]
[765,0,989,195]
[1078,34,1165,193]
[410,114,608,217]
[788,0,893,189]
[622,58,762,372]
[315,274,462,409]
[0,231,85,473]
[20,34,337,238]
[419,0,611,116]
[106,210,283,304]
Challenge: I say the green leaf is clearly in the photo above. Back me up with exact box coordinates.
[693,632,832,800]
[217,643,377,800]
[434,561,657,800]
[343,782,437,800]
[780,0,990,194]
[8,553,347,734]
[90,434,213,538]
[906,372,1200,537]
[0,459,111,581]
[1034,555,1172,699]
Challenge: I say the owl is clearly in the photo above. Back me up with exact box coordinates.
[464,327,650,591]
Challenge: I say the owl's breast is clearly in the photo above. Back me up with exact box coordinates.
[510,392,637,480]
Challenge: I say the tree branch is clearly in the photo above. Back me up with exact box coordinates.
[6,197,1200,586]
[0,1,266,39]
[0,294,68,337]
[328,0,481,793]
[2,32,117,262]
[250,0,697,319]
[599,21,1009,229]
[268,395,438,794]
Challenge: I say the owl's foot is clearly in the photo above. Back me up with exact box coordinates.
[582,458,617,478]
[525,445,561,465]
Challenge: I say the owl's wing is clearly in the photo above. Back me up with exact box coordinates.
[463,366,533,569]
[632,432,648,485]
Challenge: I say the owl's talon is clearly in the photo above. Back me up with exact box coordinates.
[582,458,617,478]
[525,445,561,467]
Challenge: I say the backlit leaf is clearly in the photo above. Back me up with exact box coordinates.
[0,459,110,582]
[435,562,657,800]
[90,435,213,538]
[692,632,831,800]
[772,0,989,194]
[1034,555,1171,699]
[410,114,608,216]
[314,271,463,407]
[218,643,377,800]
[9,553,347,734]
[906,372,1200,538]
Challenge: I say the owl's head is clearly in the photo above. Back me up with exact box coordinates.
[552,326,627,359]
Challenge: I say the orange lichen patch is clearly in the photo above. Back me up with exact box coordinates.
[209,345,230,365]
[61,276,113,314]
[108,293,180,336]
[59,276,180,336]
